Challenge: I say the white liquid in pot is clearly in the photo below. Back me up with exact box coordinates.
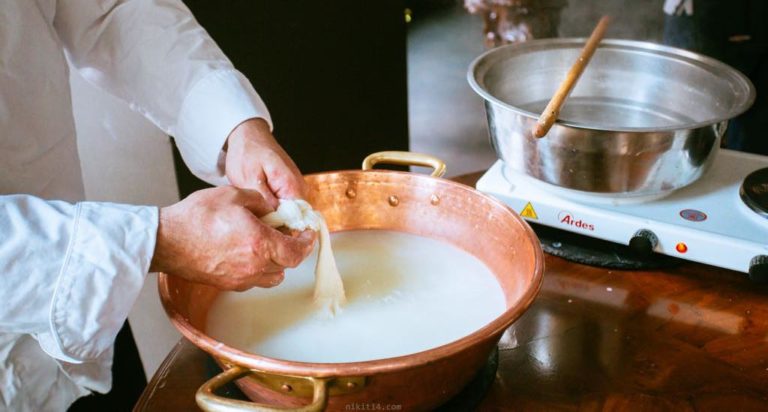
[206,230,506,363]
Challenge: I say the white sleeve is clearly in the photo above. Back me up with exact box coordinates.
[0,195,157,364]
[53,0,272,186]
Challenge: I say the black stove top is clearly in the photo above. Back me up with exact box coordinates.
[530,223,681,270]
[740,167,768,219]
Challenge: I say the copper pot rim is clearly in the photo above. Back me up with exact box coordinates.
[159,169,545,378]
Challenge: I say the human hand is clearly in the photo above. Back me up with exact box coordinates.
[149,186,315,291]
[464,0,526,13]
[225,118,306,209]
[464,0,555,48]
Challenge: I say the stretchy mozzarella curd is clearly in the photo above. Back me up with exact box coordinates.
[261,199,346,314]
[206,229,506,363]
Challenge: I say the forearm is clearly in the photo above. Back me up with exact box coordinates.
[0,195,157,362]
[54,0,272,185]
[0,196,71,333]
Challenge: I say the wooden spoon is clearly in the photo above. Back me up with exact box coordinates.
[533,16,612,138]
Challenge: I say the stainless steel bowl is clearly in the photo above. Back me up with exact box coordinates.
[468,38,755,196]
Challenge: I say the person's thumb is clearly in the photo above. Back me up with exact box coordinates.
[235,187,276,216]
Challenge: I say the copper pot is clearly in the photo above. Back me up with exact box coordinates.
[159,152,545,411]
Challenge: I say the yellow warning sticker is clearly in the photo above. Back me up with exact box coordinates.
[520,202,538,219]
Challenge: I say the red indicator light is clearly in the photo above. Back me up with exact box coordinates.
[675,243,688,253]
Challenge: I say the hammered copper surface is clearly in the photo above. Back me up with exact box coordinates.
[158,169,544,411]
[141,172,768,412]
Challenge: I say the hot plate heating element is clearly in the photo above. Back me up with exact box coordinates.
[477,149,768,280]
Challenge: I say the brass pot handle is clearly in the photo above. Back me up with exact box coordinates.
[196,366,329,412]
[362,151,446,178]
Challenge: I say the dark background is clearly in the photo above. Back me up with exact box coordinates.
[175,1,410,196]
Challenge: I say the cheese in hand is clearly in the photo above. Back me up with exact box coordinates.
[261,199,346,314]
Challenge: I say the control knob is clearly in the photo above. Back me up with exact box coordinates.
[628,229,658,257]
[749,255,768,283]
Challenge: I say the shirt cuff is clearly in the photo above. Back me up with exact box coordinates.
[173,69,272,186]
[38,202,158,363]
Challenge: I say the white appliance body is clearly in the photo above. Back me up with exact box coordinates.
[476,149,768,274]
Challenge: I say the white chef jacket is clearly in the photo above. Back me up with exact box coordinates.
[0,0,272,410]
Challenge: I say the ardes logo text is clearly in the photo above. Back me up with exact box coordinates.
[558,211,595,231]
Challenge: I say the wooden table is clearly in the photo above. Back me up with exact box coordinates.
[134,172,768,411]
